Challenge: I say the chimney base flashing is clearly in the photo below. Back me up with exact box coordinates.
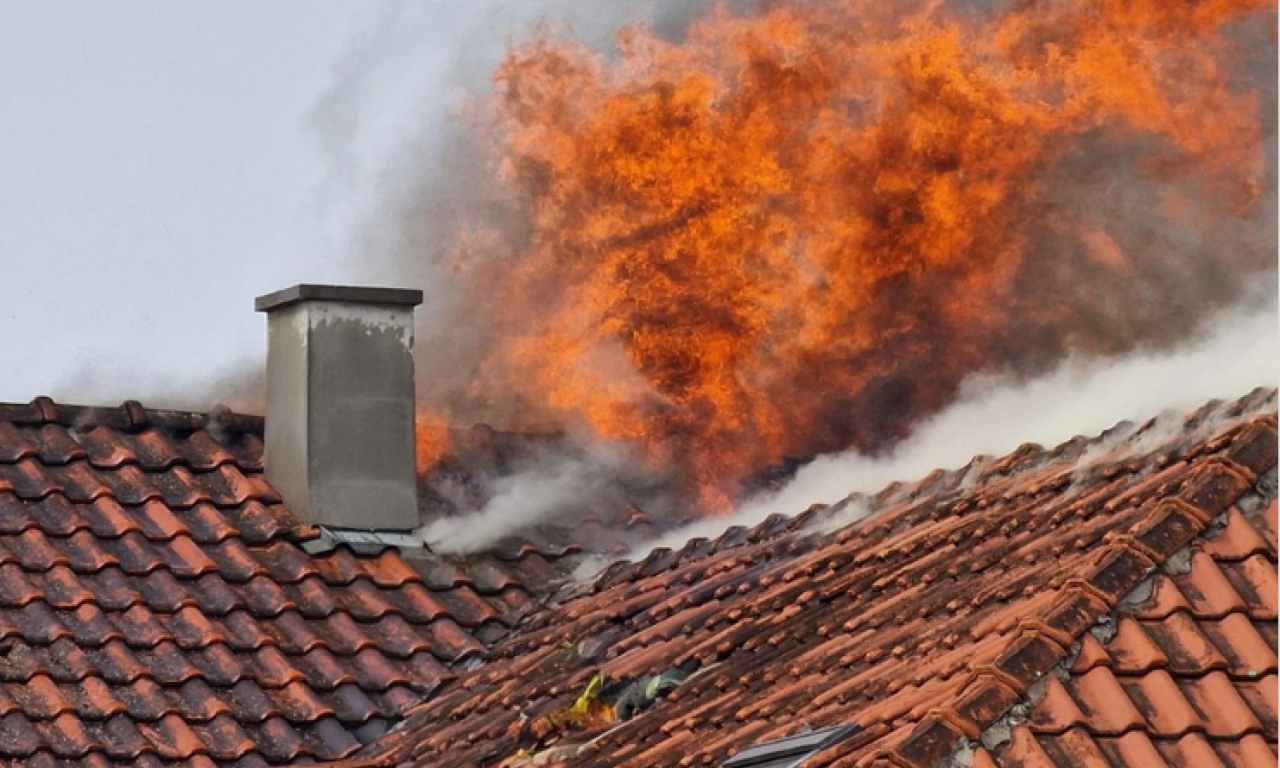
[301,526,431,557]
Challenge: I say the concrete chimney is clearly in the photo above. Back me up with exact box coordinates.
[255,284,424,531]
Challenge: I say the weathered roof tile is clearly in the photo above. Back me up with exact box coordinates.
[356,395,1276,768]
[0,399,576,767]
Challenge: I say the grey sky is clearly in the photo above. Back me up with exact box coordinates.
[1,3,377,406]
[0,1,725,409]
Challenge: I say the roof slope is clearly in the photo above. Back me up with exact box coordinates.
[988,499,1277,767]
[346,389,1277,768]
[0,399,579,768]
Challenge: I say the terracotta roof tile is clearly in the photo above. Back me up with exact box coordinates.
[0,398,566,767]
[1235,675,1278,739]
[1172,551,1249,617]
[0,711,45,757]
[1129,573,1194,622]
[1178,671,1264,738]
[1097,617,1168,673]
[219,502,297,545]
[43,638,96,682]
[1214,732,1279,768]
[25,495,89,537]
[1029,675,1088,734]
[58,531,119,574]
[983,426,1279,767]
[1201,613,1277,677]
[1121,669,1200,737]
[1105,731,1177,768]
[1008,728,1112,767]
[1202,508,1274,561]
[331,394,1274,768]
[101,715,155,760]
[1135,605,1222,671]
[1223,555,1279,619]
[1261,499,1279,544]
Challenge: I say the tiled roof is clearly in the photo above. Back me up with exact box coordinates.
[0,398,581,768]
[343,388,1277,768]
[988,499,1278,767]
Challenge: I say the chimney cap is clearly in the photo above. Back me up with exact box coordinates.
[255,284,424,313]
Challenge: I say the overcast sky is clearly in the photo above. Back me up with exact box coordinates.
[0,2,648,408]
[2,4,345,404]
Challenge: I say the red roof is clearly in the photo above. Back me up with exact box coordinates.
[0,398,582,767]
[339,389,1277,768]
[996,500,1277,766]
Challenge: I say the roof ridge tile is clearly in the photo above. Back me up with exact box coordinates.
[1223,419,1279,480]
[0,398,265,437]
[1176,459,1256,523]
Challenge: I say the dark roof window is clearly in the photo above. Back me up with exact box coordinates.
[723,724,860,768]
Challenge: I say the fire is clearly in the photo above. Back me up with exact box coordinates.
[416,412,452,474]
[422,0,1275,512]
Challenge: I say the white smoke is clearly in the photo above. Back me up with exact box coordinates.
[649,297,1279,551]
[420,440,637,554]
[419,297,1276,556]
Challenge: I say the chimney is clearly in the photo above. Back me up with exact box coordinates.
[255,284,424,531]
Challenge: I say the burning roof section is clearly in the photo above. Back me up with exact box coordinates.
[416,424,664,556]
[413,0,1277,515]
[0,398,585,767]
[341,388,1277,768]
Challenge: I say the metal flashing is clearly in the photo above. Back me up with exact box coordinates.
[723,724,860,768]
[302,526,432,556]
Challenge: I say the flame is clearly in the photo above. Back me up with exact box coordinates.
[424,0,1275,512]
[415,412,452,474]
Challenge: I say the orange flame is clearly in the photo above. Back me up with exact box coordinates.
[415,412,452,474]
[424,0,1275,512]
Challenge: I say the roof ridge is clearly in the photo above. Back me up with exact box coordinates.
[860,415,1277,768]
[0,397,264,435]
[594,388,1280,584]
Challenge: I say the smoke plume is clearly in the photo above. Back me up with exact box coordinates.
[371,0,1275,520]
[419,437,642,554]
[653,295,1278,550]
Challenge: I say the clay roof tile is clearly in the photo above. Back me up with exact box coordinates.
[1179,671,1265,738]
[1141,611,1230,675]
[1105,616,1170,672]
[1201,508,1274,561]
[1121,669,1200,737]
[0,394,1272,768]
